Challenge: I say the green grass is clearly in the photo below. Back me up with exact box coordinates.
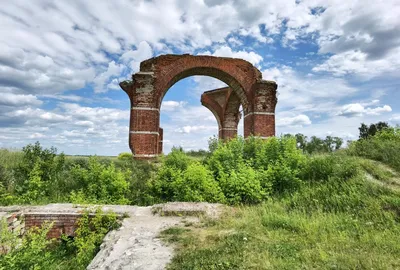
[0,149,23,168]
[161,174,400,270]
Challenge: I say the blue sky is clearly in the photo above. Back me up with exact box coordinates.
[0,0,399,155]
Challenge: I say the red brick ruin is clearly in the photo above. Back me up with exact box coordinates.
[120,54,278,159]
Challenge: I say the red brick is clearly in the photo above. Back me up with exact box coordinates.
[120,54,278,159]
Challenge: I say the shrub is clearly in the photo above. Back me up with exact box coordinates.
[69,157,129,204]
[0,221,56,269]
[263,162,302,194]
[218,165,267,205]
[117,152,132,161]
[347,127,400,172]
[72,209,120,266]
[207,137,246,178]
[164,147,191,171]
[150,151,225,203]
[174,162,225,203]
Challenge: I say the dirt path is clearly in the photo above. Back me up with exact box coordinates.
[87,202,223,270]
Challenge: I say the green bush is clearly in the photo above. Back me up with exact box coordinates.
[71,209,120,267]
[150,151,224,203]
[263,162,302,194]
[69,157,129,204]
[347,127,400,172]
[117,152,132,161]
[174,162,225,203]
[218,165,267,205]
[207,136,305,196]
[0,221,56,269]
[164,147,191,171]
[300,154,360,182]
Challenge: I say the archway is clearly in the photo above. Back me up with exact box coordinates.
[201,87,242,140]
[120,54,278,159]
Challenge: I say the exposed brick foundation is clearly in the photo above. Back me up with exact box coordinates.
[120,54,278,159]
[1,209,122,240]
[24,213,82,238]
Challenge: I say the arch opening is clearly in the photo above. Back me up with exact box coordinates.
[159,67,249,112]
[160,77,228,153]
[120,54,277,159]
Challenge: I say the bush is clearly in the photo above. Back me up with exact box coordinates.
[72,209,120,267]
[300,154,360,182]
[218,165,267,205]
[150,151,224,203]
[69,157,129,204]
[174,162,225,203]
[0,221,56,269]
[117,152,132,161]
[263,162,302,194]
[347,127,400,171]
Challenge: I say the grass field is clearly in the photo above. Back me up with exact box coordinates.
[161,160,400,269]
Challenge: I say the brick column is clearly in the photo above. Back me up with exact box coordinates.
[245,80,277,138]
[121,72,160,159]
[220,112,240,140]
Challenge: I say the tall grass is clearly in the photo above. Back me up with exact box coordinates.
[162,173,400,269]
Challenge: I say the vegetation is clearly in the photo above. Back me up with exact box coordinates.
[0,209,120,270]
[159,127,400,269]
[0,121,399,268]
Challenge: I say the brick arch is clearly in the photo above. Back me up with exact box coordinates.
[201,87,242,140]
[120,54,278,159]
[200,92,223,131]
[139,54,262,112]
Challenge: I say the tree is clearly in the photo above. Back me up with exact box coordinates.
[359,122,389,139]
[295,133,307,151]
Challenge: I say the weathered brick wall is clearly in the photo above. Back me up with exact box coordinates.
[120,54,278,159]
[1,212,82,241]
[24,213,82,239]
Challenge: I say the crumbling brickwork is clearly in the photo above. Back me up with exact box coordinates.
[201,87,241,140]
[120,54,278,159]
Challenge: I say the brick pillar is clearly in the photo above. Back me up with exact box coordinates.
[220,112,240,140]
[121,72,160,159]
[245,80,277,138]
[158,127,163,154]
[221,88,241,140]
[201,87,241,140]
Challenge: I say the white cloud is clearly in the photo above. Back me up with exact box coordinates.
[277,114,312,127]
[200,46,263,65]
[93,61,125,93]
[29,133,46,139]
[59,103,129,122]
[262,66,357,113]
[161,101,187,112]
[0,93,42,106]
[175,125,216,134]
[121,41,153,72]
[7,108,69,123]
[313,49,400,78]
[390,114,400,124]
[337,103,392,117]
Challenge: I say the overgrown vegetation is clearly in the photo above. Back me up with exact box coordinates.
[0,122,399,268]
[158,125,400,269]
[0,209,120,270]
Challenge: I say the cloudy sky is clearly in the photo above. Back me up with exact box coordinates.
[0,0,399,155]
